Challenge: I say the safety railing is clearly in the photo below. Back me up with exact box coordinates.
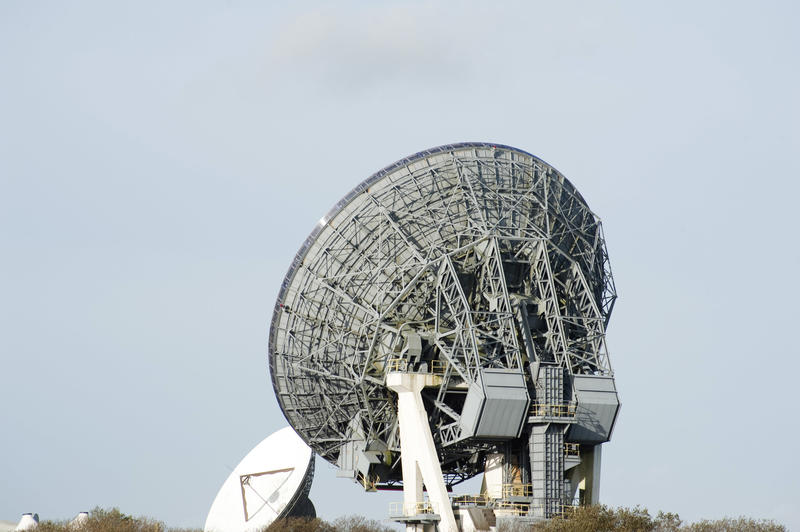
[446,494,579,518]
[546,503,580,517]
[386,358,406,372]
[564,443,580,457]
[559,504,580,516]
[503,502,580,518]
[502,484,532,498]
[388,501,437,516]
[450,494,490,507]
[386,358,447,375]
[525,504,580,517]
[492,501,530,516]
[429,360,447,375]
[357,472,377,492]
[530,402,577,417]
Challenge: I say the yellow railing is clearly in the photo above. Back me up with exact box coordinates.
[450,494,489,507]
[564,443,580,456]
[386,358,447,375]
[493,501,530,516]
[559,504,579,516]
[530,402,577,417]
[357,472,377,492]
[388,501,437,516]
[496,503,580,518]
[502,484,532,498]
[525,504,579,517]
[386,358,406,372]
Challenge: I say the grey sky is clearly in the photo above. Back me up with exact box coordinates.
[1,1,798,529]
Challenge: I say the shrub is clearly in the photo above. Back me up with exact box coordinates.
[34,506,786,532]
[683,517,786,532]
[263,517,335,532]
[331,515,395,532]
[37,507,165,532]
[520,505,785,532]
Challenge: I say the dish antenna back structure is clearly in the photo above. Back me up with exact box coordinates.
[269,143,620,530]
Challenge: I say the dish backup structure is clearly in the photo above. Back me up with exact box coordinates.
[269,143,620,531]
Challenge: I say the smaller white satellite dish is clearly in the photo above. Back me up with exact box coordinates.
[68,512,89,529]
[14,513,38,531]
[204,427,315,532]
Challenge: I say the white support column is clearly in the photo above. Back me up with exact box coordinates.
[482,453,504,500]
[400,459,424,532]
[584,444,602,505]
[569,444,603,506]
[387,372,459,532]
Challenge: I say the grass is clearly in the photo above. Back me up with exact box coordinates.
[34,506,786,532]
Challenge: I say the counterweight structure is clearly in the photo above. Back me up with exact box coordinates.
[269,143,620,528]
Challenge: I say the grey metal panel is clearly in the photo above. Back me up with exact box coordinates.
[459,369,530,440]
[336,418,371,478]
[567,375,620,444]
[475,369,530,438]
[458,381,485,438]
[528,424,565,518]
[478,398,523,437]
[336,439,366,477]
[536,365,565,404]
[573,375,617,393]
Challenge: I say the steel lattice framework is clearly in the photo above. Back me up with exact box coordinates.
[268,142,615,486]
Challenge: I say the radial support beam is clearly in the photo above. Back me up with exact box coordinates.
[387,372,458,532]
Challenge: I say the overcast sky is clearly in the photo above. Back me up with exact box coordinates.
[2,1,799,529]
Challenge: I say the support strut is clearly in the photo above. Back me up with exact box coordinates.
[387,372,458,532]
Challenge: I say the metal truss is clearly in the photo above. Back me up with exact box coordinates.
[268,142,616,483]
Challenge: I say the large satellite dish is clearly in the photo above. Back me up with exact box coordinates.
[204,427,315,532]
[269,142,619,525]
